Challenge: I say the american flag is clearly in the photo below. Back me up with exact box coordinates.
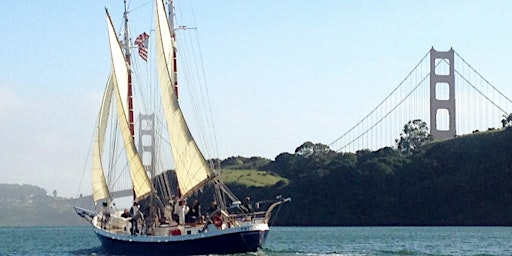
[135,32,149,61]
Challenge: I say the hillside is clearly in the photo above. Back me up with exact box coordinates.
[264,128,512,226]
[2,128,512,226]
[221,169,289,187]
[0,184,85,226]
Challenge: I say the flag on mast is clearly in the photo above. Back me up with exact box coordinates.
[135,32,149,61]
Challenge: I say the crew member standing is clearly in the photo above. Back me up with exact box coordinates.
[129,201,141,235]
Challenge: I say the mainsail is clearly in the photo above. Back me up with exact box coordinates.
[105,11,152,200]
[154,0,214,198]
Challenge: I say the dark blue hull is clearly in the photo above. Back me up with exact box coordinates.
[95,228,269,255]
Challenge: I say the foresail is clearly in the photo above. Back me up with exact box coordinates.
[106,11,152,200]
[91,75,114,202]
[155,0,214,198]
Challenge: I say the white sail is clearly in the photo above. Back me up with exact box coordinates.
[106,11,153,200]
[91,75,114,202]
[154,0,214,198]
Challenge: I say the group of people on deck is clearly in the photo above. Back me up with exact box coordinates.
[120,201,142,235]
[112,196,254,235]
[173,199,202,225]
[170,196,254,225]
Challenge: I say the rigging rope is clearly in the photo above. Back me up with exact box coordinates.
[329,50,430,151]
[455,51,512,105]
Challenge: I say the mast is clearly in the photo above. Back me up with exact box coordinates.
[123,0,137,201]
[168,0,179,99]
[123,0,135,138]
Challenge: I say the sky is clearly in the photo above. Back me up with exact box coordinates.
[1,1,512,198]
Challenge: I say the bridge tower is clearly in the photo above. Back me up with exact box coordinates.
[138,113,156,178]
[430,47,456,140]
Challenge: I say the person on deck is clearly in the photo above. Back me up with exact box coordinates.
[186,200,201,223]
[242,196,253,213]
[121,209,130,218]
[207,200,217,216]
[171,196,179,222]
[174,200,189,225]
[129,202,141,235]
[100,202,111,229]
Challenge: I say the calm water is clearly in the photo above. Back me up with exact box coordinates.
[0,226,511,255]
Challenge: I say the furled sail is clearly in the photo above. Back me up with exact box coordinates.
[154,0,214,198]
[91,75,114,202]
[106,11,153,200]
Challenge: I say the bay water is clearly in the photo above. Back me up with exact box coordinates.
[0,226,511,255]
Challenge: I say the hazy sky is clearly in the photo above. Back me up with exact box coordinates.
[1,1,512,197]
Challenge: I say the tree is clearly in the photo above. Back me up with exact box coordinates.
[52,190,57,197]
[501,113,512,128]
[396,119,432,155]
[294,141,332,157]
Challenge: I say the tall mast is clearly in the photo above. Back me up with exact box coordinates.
[168,0,179,99]
[123,0,135,138]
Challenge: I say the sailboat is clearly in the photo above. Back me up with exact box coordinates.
[74,0,290,255]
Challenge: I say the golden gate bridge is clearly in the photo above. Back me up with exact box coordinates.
[329,47,512,152]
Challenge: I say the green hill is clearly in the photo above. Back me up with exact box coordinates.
[220,169,289,187]
[264,128,512,226]
[0,184,85,227]
[2,128,512,226]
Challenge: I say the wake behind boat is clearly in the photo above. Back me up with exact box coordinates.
[74,0,289,254]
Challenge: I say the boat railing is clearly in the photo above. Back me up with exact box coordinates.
[226,211,266,223]
[222,196,291,225]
